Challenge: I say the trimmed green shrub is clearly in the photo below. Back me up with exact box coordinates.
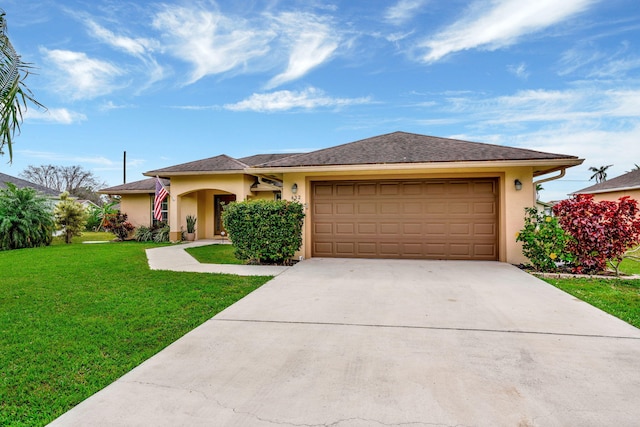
[222,200,305,264]
[516,207,573,271]
[0,183,54,250]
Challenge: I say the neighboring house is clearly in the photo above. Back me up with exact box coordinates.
[572,169,640,202]
[0,172,60,197]
[536,200,555,216]
[75,199,100,210]
[100,131,583,264]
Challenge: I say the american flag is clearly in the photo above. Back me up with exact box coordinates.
[154,177,169,221]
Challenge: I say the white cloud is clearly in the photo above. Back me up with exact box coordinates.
[265,12,340,89]
[418,0,595,63]
[24,107,87,124]
[84,19,158,56]
[424,84,640,200]
[385,0,429,25]
[224,87,372,112]
[41,48,124,100]
[83,19,166,89]
[152,4,273,85]
[507,62,529,79]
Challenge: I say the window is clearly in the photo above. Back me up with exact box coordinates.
[150,196,168,225]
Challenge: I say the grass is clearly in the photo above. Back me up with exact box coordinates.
[542,251,640,329]
[0,234,272,426]
[50,231,114,245]
[542,277,640,328]
[185,243,244,265]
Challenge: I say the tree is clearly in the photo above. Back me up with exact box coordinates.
[0,9,44,161]
[535,183,544,200]
[54,192,88,244]
[20,164,107,204]
[588,165,612,184]
[553,194,640,274]
[0,182,54,250]
[86,199,118,231]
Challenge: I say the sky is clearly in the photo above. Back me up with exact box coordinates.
[2,0,639,201]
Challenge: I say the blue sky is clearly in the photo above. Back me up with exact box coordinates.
[2,0,639,201]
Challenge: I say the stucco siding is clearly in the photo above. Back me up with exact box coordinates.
[590,189,640,203]
[120,194,151,227]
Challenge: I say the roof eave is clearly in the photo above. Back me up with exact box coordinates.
[248,158,584,175]
[143,170,246,177]
[98,189,154,194]
[573,184,640,195]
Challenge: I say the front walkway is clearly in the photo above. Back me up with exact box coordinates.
[145,240,290,276]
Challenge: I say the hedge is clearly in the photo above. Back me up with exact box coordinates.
[222,200,305,264]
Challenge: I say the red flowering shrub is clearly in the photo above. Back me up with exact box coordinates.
[102,212,135,241]
[553,194,640,274]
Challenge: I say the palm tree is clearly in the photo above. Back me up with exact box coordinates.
[588,165,613,184]
[535,183,544,200]
[0,9,44,162]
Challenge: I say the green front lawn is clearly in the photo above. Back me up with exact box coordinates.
[185,243,244,264]
[0,238,272,426]
[543,277,640,329]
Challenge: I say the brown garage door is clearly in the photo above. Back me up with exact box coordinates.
[312,179,498,260]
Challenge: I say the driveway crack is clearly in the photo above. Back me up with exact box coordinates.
[214,318,640,340]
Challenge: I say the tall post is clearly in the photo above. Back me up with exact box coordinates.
[123,151,127,184]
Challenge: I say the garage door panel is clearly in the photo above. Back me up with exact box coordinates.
[335,242,355,255]
[358,203,377,214]
[402,202,423,214]
[335,223,354,235]
[380,203,399,214]
[336,184,355,196]
[357,184,376,196]
[312,179,497,260]
[314,223,333,235]
[314,203,333,215]
[335,203,355,215]
[357,223,377,234]
[473,202,495,214]
[403,223,422,235]
[450,223,470,236]
[380,223,400,234]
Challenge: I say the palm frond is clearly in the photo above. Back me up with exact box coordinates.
[0,9,45,162]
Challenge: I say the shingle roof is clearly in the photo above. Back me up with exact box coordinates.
[100,177,170,194]
[573,169,640,194]
[0,172,60,196]
[238,153,301,166]
[145,154,247,175]
[259,131,579,167]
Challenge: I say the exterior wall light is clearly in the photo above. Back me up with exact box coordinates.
[291,183,298,194]
[514,179,523,191]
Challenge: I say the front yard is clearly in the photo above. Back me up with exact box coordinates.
[0,237,272,426]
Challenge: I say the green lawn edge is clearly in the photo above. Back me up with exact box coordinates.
[1,238,272,426]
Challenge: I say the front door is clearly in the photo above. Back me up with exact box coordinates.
[214,194,236,235]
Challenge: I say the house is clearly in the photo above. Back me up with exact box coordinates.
[572,169,640,202]
[0,172,60,197]
[100,131,583,264]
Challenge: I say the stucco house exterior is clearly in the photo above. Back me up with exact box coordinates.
[100,131,583,264]
[572,169,640,202]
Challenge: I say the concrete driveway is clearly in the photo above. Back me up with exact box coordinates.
[50,259,640,426]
